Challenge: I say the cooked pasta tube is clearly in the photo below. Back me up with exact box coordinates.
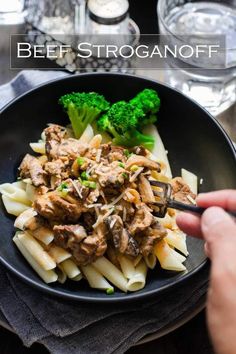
[89,134,102,148]
[14,208,37,230]
[13,234,58,284]
[17,232,56,271]
[165,229,189,256]
[155,213,176,230]
[81,264,113,290]
[60,259,81,279]
[12,181,27,190]
[172,249,186,264]
[143,124,172,178]
[29,142,46,154]
[25,183,36,202]
[181,168,198,195]
[56,265,67,284]
[0,183,31,205]
[92,257,128,292]
[144,253,157,269]
[71,273,83,281]
[154,239,186,272]
[48,244,71,264]
[78,124,94,143]
[133,254,142,267]
[126,260,148,292]
[2,195,30,216]
[31,227,54,246]
[117,255,136,279]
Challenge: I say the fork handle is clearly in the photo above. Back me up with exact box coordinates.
[167,200,236,218]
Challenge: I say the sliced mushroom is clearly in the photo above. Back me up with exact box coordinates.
[126,155,161,171]
[138,174,156,203]
[106,215,139,256]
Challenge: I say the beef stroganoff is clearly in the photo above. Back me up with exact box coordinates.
[0,90,197,293]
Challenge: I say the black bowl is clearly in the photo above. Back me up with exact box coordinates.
[0,73,235,303]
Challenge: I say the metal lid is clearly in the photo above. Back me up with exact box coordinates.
[88,0,129,24]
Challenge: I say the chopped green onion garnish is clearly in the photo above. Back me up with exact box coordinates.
[118,162,125,168]
[81,171,88,180]
[106,287,114,295]
[77,157,85,166]
[124,149,133,158]
[82,181,97,189]
[57,182,68,191]
[130,165,139,172]
[124,149,130,157]
[122,173,129,179]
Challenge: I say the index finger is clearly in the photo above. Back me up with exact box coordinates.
[197,190,236,211]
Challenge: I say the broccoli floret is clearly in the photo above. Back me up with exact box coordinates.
[59,92,110,138]
[130,89,160,128]
[97,101,155,150]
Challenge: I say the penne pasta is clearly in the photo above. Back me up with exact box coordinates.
[154,239,186,272]
[126,260,148,292]
[133,254,142,267]
[56,265,67,284]
[13,234,58,284]
[81,264,113,290]
[78,124,94,143]
[89,134,102,148]
[0,183,31,206]
[118,255,136,279]
[25,183,36,202]
[17,232,56,271]
[92,257,128,292]
[12,181,27,191]
[31,227,54,246]
[2,195,30,216]
[48,244,71,264]
[165,229,189,256]
[181,168,198,195]
[14,208,37,230]
[143,124,172,178]
[71,273,83,281]
[29,142,46,154]
[155,213,177,230]
[60,259,81,279]
[144,253,157,269]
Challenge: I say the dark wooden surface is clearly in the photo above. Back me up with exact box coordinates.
[0,1,216,353]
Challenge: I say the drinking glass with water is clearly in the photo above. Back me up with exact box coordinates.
[157,0,236,116]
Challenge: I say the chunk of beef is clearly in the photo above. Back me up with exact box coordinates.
[130,146,148,156]
[129,204,154,235]
[53,224,87,249]
[81,212,96,232]
[19,154,47,187]
[54,223,107,265]
[106,215,139,257]
[96,162,127,190]
[44,124,67,143]
[45,124,88,161]
[171,177,196,204]
[57,138,88,160]
[136,222,167,257]
[108,146,126,163]
[33,191,87,222]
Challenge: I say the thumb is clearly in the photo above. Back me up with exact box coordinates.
[201,207,236,265]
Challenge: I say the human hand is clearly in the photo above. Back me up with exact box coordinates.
[177,191,236,354]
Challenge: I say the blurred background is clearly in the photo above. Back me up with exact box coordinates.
[0,0,235,137]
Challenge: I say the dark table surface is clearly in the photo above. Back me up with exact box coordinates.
[0,0,216,353]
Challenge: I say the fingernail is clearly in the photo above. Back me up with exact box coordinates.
[202,207,230,233]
